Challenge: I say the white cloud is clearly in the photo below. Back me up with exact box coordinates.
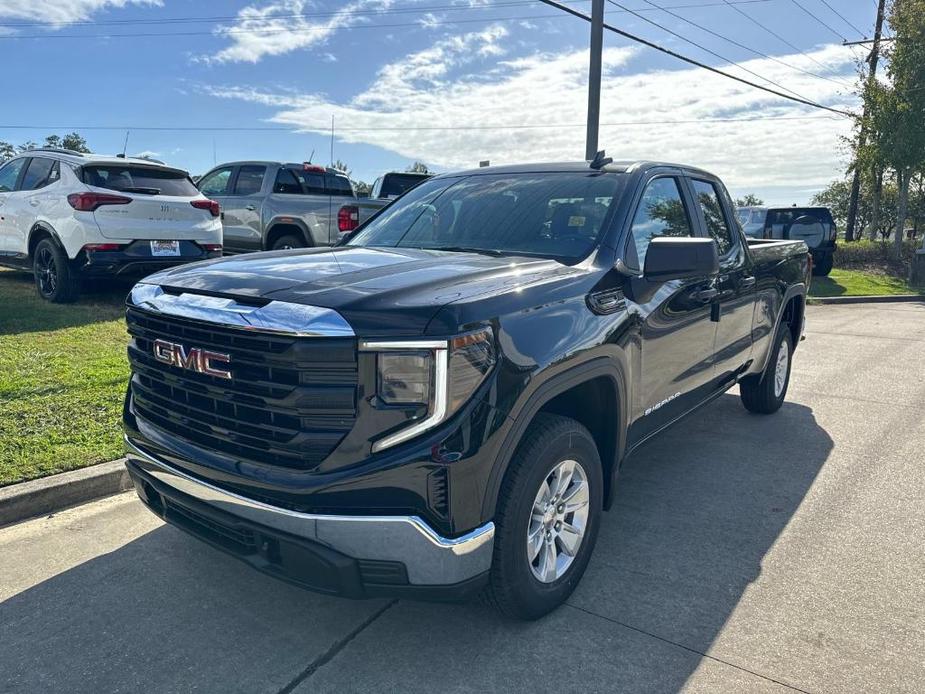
[208,0,398,64]
[206,28,860,189]
[0,0,160,25]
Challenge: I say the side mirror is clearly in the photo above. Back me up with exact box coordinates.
[643,237,719,281]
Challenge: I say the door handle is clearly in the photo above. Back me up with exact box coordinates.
[245,205,257,211]
[691,287,719,303]
[29,199,40,207]
[740,276,756,290]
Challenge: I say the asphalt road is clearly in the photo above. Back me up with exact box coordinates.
[2,303,923,694]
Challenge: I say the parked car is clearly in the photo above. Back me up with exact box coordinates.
[123,159,810,620]
[369,171,433,201]
[0,149,222,302]
[736,205,836,275]
[197,161,386,253]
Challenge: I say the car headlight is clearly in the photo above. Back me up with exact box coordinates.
[360,328,495,452]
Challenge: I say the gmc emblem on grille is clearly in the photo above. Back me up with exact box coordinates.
[152,339,232,380]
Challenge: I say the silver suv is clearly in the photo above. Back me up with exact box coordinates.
[197,161,384,252]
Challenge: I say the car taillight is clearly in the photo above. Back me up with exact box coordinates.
[67,192,131,211]
[201,243,223,252]
[82,243,123,252]
[338,205,359,233]
[191,199,221,217]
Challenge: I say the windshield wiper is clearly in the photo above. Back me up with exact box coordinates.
[425,246,506,257]
[116,186,161,195]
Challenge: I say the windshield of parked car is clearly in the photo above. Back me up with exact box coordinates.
[347,172,623,261]
[81,165,198,196]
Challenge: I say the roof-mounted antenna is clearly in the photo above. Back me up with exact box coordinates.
[307,148,315,164]
[589,150,612,170]
[119,130,130,159]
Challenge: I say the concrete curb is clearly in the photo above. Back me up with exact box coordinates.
[0,459,132,528]
[809,294,924,305]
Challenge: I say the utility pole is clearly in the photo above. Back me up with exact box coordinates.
[585,0,604,160]
[845,0,886,242]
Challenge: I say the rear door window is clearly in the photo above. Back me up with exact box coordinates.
[325,173,354,197]
[627,177,694,269]
[287,168,326,195]
[691,179,734,256]
[82,165,198,196]
[20,157,59,190]
[233,165,266,195]
[273,168,303,194]
[0,158,27,192]
[197,167,233,196]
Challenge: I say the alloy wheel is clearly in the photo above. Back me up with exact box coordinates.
[527,459,590,583]
[36,247,58,297]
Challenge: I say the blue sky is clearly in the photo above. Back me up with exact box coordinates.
[0,0,880,203]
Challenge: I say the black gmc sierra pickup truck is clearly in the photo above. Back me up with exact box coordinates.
[123,159,810,619]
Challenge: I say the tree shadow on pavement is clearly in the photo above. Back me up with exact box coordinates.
[0,394,833,693]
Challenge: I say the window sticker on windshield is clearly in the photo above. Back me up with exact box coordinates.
[568,215,586,227]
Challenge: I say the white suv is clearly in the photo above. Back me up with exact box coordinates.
[0,149,223,302]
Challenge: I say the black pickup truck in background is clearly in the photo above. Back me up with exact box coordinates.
[122,159,810,620]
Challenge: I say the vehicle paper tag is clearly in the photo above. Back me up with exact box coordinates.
[568,215,586,227]
[150,240,181,257]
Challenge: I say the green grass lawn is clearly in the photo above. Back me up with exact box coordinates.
[809,269,922,298]
[0,269,130,486]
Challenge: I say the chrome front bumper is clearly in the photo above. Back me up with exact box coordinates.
[124,437,494,588]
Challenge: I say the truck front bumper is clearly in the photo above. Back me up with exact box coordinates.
[124,437,494,600]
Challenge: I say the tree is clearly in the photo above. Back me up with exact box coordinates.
[734,193,764,207]
[332,159,351,175]
[0,141,14,163]
[17,141,37,153]
[407,161,430,174]
[353,180,372,197]
[61,132,90,153]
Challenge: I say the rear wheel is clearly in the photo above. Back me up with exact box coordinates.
[740,327,792,414]
[33,238,80,303]
[812,253,833,276]
[270,233,306,251]
[482,413,602,620]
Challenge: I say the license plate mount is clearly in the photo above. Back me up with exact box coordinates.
[150,240,181,257]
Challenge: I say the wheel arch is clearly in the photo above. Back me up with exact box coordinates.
[27,222,64,258]
[482,358,629,520]
[264,218,313,250]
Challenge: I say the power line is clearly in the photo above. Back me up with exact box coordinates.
[638,0,853,88]
[816,0,868,38]
[0,0,774,29]
[537,0,856,116]
[789,0,845,41]
[720,0,848,76]
[0,116,840,135]
[605,0,825,104]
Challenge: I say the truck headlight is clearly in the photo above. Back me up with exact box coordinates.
[361,328,495,452]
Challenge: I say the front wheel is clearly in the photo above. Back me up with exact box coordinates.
[33,238,80,303]
[740,327,793,414]
[482,413,602,620]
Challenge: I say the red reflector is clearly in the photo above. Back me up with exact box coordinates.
[201,244,223,252]
[82,243,122,252]
[191,199,221,217]
[67,192,131,211]
[338,205,360,233]
[303,163,325,173]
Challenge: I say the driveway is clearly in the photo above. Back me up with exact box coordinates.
[2,303,923,693]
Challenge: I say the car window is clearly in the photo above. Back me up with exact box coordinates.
[0,158,27,193]
[233,165,265,195]
[627,177,693,269]
[371,177,382,199]
[198,167,233,196]
[325,173,354,197]
[82,165,198,196]
[285,168,326,195]
[272,168,301,194]
[20,158,58,191]
[348,172,623,262]
[691,179,734,256]
[381,173,429,198]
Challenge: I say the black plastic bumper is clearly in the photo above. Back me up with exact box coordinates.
[75,240,221,278]
[126,459,488,602]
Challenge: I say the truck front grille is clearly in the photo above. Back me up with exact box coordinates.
[126,307,357,470]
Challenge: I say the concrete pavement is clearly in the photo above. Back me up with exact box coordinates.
[2,303,924,693]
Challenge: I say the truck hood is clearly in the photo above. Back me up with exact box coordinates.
[142,246,579,336]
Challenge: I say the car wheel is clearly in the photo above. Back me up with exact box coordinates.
[740,326,793,414]
[482,412,602,620]
[812,253,833,276]
[33,238,80,303]
[270,234,306,251]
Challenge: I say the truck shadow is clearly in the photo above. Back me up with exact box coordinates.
[0,394,832,693]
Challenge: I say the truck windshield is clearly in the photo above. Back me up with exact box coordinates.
[347,172,623,261]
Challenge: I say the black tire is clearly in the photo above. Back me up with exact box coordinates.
[33,238,80,303]
[482,413,603,620]
[740,327,793,414]
[269,233,306,251]
[812,253,833,276]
